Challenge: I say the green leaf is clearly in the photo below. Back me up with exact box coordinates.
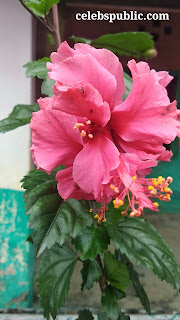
[37,244,77,320]
[81,259,102,291]
[21,167,61,194]
[72,32,155,59]
[101,285,121,320]
[0,103,39,133]
[76,309,94,320]
[73,225,110,260]
[118,313,130,320]
[107,217,180,289]
[97,311,108,320]
[116,251,151,314]
[114,287,126,300]
[41,76,55,97]
[104,251,129,291]
[22,169,93,256]
[32,198,93,256]
[122,73,132,101]
[48,33,55,46]
[23,57,50,79]
[98,308,129,320]
[24,0,60,18]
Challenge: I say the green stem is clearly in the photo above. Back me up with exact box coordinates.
[18,1,61,49]
[18,0,54,32]
[52,4,61,48]
[95,254,107,292]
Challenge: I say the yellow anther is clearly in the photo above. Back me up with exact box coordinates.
[114,187,119,194]
[153,202,159,208]
[167,176,173,184]
[94,214,98,219]
[88,133,93,139]
[164,196,171,202]
[103,218,107,222]
[81,130,86,137]
[110,184,115,190]
[159,194,171,202]
[86,120,91,125]
[152,178,158,187]
[76,122,84,127]
[129,211,135,217]
[148,186,154,191]
[164,187,171,193]
[158,176,165,181]
[132,176,137,181]
[73,123,85,130]
[134,210,141,217]
[113,199,123,209]
[121,211,127,216]
[89,209,93,213]
[150,190,157,196]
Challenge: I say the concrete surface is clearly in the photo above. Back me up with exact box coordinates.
[1,314,180,320]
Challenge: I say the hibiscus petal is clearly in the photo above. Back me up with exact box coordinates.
[74,43,125,107]
[157,150,172,161]
[112,99,178,144]
[30,109,82,173]
[56,167,94,200]
[73,132,120,200]
[128,59,173,87]
[117,157,154,210]
[37,96,56,110]
[121,153,157,177]
[128,60,150,75]
[155,71,173,87]
[111,61,178,147]
[53,81,110,127]
[47,53,117,104]
[48,41,76,65]
[114,134,172,161]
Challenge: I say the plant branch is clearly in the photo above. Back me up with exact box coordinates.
[18,0,54,32]
[95,254,108,292]
[44,15,54,31]
[52,4,61,49]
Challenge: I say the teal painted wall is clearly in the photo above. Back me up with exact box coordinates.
[0,189,34,308]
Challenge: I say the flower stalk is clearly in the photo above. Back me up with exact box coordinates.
[95,254,107,293]
[52,4,61,48]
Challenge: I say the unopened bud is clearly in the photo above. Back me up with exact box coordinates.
[143,48,158,60]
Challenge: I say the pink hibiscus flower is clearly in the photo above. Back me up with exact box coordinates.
[30,41,180,218]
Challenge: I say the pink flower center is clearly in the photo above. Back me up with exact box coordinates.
[73,120,97,140]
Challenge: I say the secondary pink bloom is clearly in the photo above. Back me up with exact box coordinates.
[110,59,180,161]
[30,41,180,216]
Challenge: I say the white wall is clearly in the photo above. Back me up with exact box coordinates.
[0,0,32,190]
